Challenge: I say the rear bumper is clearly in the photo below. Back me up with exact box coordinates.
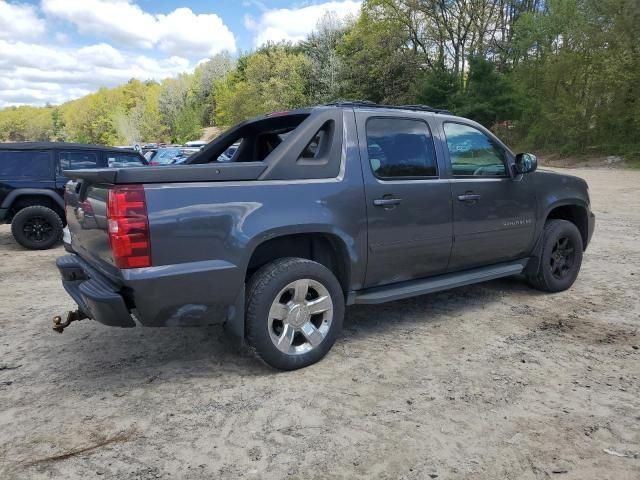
[56,255,135,327]
[56,254,245,329]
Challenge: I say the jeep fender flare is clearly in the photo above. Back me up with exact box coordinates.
[0,188,65,211]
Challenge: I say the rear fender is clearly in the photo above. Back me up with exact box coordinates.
[242,225,358,283]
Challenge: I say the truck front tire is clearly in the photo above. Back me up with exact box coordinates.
[11,205,63,250]
[245,257,344,370]
[528,219,583,292]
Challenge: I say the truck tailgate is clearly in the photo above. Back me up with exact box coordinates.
[64,178,119,278]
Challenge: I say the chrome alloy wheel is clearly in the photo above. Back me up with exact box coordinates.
[268,279,333,356]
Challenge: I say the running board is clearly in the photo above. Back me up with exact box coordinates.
[352,259,528,305]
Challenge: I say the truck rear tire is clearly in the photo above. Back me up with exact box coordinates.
[11,205,63,250]
[245,257,344,370]
[527,219,583,292]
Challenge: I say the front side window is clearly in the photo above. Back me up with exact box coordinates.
[0,151,51,178]
[366,117,438,179]
[444,123,507,177]
[59,151,98,172]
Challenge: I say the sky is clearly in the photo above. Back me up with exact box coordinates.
[0,0,361,108]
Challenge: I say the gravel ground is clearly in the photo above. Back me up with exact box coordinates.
[0,168,638,479]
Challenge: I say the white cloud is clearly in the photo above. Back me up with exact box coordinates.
[154,8,235,57]
[246,0,361,46]
[42,0,237,56]
[0,1,238,107]
[76,43,126,68]
[0,39,195,107]
[0,1,46,40]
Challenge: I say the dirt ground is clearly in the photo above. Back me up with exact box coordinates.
[0,168,638,479]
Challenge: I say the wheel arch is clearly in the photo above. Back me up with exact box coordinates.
[525,201,589,276]
[244,230,353,296]
[544,202,589,249]
[2,189,65,220]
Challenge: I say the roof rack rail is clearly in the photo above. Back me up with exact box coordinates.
[399,104,452,114]
[324,101,452,115]
[325,100,377,108]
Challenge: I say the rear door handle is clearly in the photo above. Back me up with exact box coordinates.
[457,193,480,202]
[373,197,402,207]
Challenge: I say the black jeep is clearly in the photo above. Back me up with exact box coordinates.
[0,142,147,249]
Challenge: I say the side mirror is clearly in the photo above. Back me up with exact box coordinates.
[514,153,538,175]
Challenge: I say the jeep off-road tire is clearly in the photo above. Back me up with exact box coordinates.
[245,257,344,370]
[11,205,63,250]
[528,219,583,293]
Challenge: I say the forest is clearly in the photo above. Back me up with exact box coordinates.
[0,0,638,158]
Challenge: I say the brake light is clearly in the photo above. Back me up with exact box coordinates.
[107,185,151,268]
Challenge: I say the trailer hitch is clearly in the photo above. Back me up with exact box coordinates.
[52,310,88,333]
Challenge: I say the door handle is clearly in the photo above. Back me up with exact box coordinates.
[373,197,402,207]
[457,193,480,202]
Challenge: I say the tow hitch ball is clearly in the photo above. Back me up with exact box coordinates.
[52,310,88,333]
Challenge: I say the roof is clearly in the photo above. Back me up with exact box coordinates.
[0,142,137,152]
[323,101,453,115]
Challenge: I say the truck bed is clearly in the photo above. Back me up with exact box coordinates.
[64,162,267,184]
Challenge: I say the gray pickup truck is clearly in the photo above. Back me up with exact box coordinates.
[56,102,595,370]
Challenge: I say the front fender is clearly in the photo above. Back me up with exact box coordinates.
[533,170,590,236]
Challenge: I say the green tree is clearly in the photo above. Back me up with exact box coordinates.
[454,56,520,127]
[214,46,311,126]
[337,3,420,104]
[300,12,352,104]
[1,0,638,159]
[512,0,640,154]
[191,53,236,125]
[414,69,460,110]
[51,108,65,141]
[139,83,167,142]
[174,103,203,143]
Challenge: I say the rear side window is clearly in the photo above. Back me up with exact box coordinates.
[0,150,51,178]
[297,120,334,164]
[216,142,242,162]
[106,152,145,167]
[366,118,438,179]
[59,151,98,172]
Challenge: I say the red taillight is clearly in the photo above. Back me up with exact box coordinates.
[107,185,151,269]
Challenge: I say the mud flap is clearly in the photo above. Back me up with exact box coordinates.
[224,284,245,347]
[523,235,544,277]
